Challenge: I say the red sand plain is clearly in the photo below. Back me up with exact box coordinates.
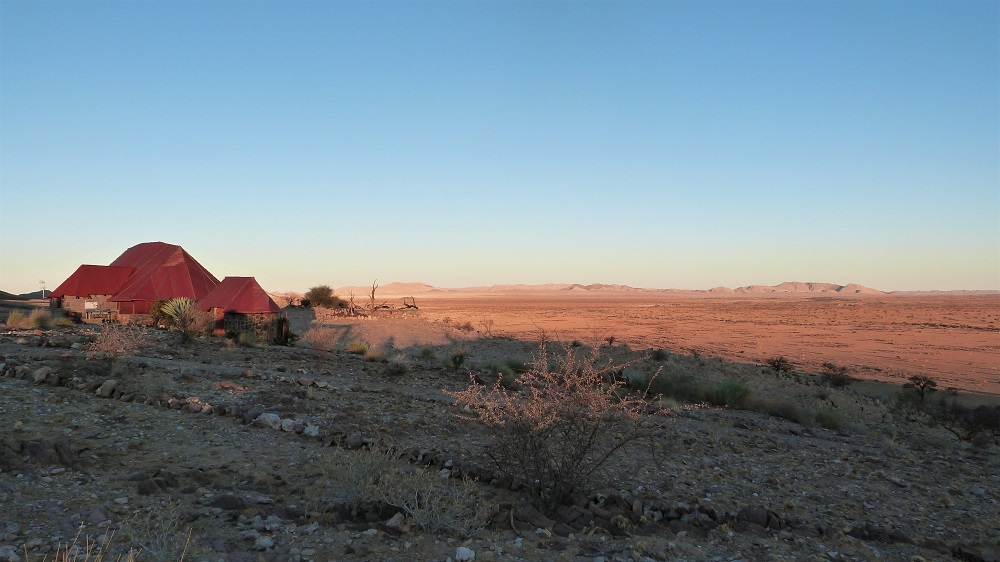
[416,294,1000,395]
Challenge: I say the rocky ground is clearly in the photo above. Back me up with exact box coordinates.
[0,318,997,562]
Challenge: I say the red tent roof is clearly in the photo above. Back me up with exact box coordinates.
[198,277,280,314]
[109,242,220,302]
[48,265,135,298]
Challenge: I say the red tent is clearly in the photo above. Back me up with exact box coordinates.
[198,277,280,314]
[49,265,134,298]
[109,242,220,313]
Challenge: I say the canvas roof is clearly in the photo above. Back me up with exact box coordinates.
[109,242,220,303]
[198,277,281,314]
[48,265,135,298]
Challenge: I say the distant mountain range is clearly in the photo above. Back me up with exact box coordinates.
[323,281,999,297]
[331,281,901,296]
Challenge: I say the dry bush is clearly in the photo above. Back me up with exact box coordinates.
[346,339,369,355]
[89,323,148,360]
[120,501,191,562]
[32,526,141,562]
[301,326,339,357]
[5,309,28,329]
[447,338,683,514]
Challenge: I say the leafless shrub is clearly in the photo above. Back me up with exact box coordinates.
[446,338,684,514]
[301,326,339,357]
[120,501,191,561]
[89,323,148,360]
[765,355,792,374]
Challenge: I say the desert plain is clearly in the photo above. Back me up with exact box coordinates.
[0,288,998,562]
[407,293,1000,395]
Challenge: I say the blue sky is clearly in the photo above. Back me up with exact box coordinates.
[1,0,997,293]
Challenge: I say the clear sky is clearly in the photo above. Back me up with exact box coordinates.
[1,0,997,293]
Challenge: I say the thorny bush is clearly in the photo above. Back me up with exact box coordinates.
[447,338,685,514]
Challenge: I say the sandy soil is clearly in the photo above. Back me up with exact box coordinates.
[400,295,1000,395]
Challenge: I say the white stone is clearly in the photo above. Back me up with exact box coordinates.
[455,546,475,561]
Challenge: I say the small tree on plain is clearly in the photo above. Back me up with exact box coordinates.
[304,285,346,309]
[765,356,792,374]
[903,375,938,401]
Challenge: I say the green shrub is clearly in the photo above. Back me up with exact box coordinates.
[752,398,813,425]
[419,346,437,360]
[706,378,752,409]
[346,339,370,355]
[646,372,706,403]
[815,406,845,430]
[651,348,669,361]
[304,285,348,309]
[161,298,211,343]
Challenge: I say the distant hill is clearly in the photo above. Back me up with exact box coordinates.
[732,282,883,295]
[0,290,45,300]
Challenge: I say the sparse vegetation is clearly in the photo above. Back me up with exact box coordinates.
[446,339,680,514]
[814,406,845,430]
[706,378,752,409]
[927,398,1000,442]
[301,326,339,357]
[90,322,148,360]
[5,308,53,330]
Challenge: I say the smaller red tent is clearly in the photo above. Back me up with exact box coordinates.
[198,277,280,314]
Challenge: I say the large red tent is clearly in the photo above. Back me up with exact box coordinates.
[108,242,220,314]
[198,277,280,314]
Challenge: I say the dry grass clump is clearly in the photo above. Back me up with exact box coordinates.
[448,338,683,514]
[318,446,490,537]
[5,308,53,330]
[364,346,389,363]
[346,339,370,355]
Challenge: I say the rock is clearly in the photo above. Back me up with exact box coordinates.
[302,423,320,438]
[32,367,52,384]
[736,506,783,530]
[253,413,281,430]
[385,512,406,529]
[96,380,119,398]
[280,418,296,432]
[254,535,274,550]
[208,493,248,511]
[515,507,556,529]
[455,546,476,561]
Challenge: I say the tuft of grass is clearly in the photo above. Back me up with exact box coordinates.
[5,309,28,329]
[346,339,370,355]
[29,309,53,329]
[383,353,410,375]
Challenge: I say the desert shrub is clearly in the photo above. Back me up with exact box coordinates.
[120,501,191,561]
[5,309,28,329]
[448,347,469,371]
[651,348,670,361]
[706,378,752,409]
[301,326,339,357]
[52,312,76,327]
[446,339,681,514]
[149,299,170,328]
[765,355,792,374]
[456,321,475,333]
[646,372,706,403]
[161,298,211,343]
[821,362,853,388]
[418,346,437,360]
[304,285,347,309]
[903,374,938,401]
[815,406,845,430]
[346,339,370,355]
[90,322,148,360]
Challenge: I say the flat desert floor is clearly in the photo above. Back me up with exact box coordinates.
[410,294,1000,395]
